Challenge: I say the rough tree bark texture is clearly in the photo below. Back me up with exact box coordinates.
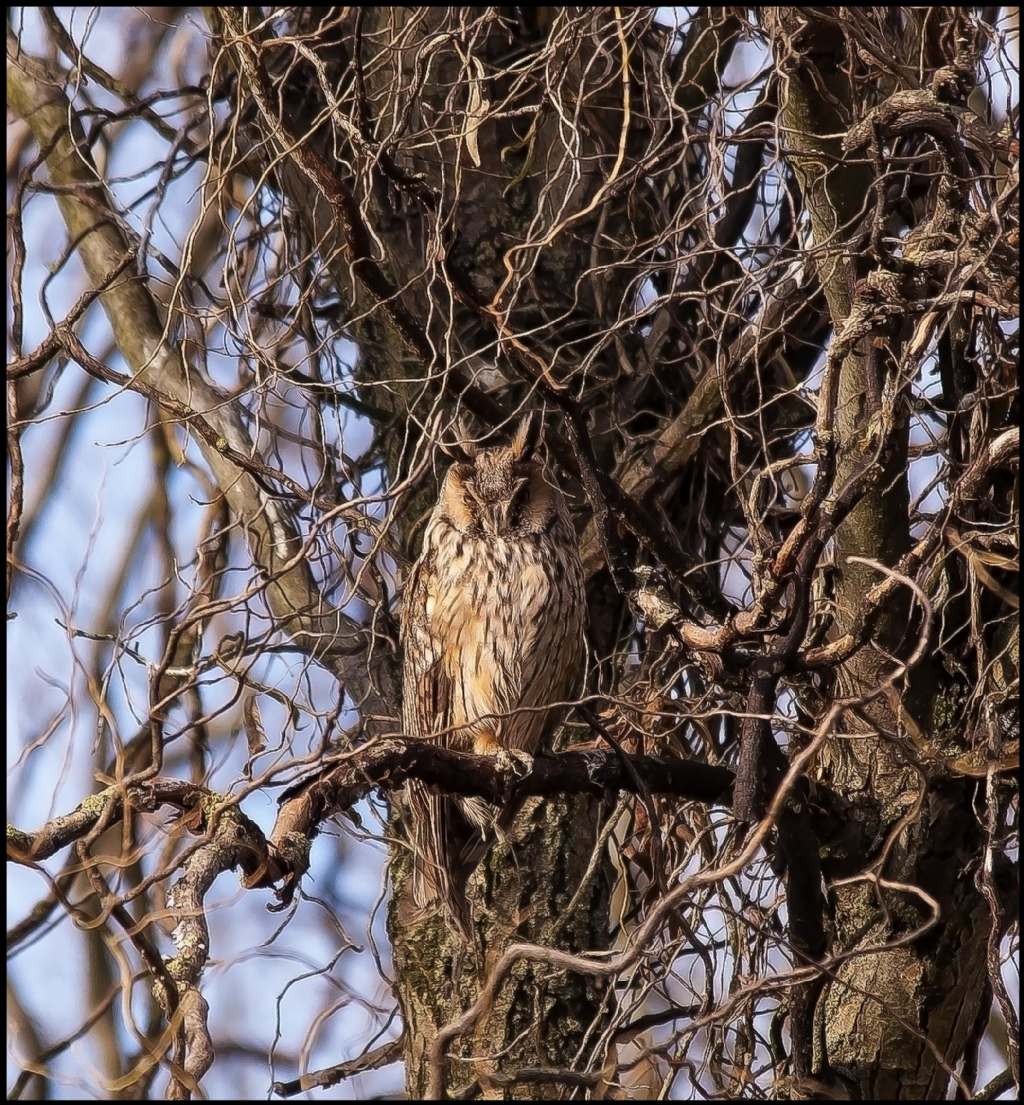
[389,797,611,1098]
[768,9,990,1098]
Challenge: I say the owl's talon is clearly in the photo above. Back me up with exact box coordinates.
[495,748,535,779]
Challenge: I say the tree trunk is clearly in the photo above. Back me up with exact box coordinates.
[390,795,611,1097]
[769,9,990,1096]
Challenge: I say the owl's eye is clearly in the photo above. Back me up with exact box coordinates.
[509,477,529,512]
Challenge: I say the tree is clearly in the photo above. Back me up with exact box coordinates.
[6,6,1019,1100]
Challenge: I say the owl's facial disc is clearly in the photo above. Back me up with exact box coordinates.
[464,468,531,535]
[460,478,495,535]
[502,477,530,531]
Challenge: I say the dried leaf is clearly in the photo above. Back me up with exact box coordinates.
[456,44,488,167]
[243,694,268,760]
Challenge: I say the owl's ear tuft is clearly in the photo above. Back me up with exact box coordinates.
[509,412,540,462]
[440,414,479,463]
[455,413,480,458]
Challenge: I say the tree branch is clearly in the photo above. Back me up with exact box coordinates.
[5,31,381,706]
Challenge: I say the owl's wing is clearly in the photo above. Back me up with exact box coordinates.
[401,554,450,745]
[400,552,472,933]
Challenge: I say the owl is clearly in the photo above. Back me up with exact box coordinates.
[400,413,586,933]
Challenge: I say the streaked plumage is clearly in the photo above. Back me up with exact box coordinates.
[400,414,585,933]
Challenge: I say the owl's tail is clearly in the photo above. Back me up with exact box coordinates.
[405,780,473,937]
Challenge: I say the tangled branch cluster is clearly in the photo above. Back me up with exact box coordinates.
[7,7,1018,1100]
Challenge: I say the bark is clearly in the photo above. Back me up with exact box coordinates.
[390,795,611,1099]
[768,9,990,1097]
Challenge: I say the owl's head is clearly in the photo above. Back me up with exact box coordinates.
[438,413,562,537]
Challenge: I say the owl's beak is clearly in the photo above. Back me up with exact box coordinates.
[482,503,504,536]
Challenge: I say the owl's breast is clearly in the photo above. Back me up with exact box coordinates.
[427,531,581,658]
[412,523,583,748]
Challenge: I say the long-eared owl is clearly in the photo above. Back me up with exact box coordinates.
[400,413,586,933]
